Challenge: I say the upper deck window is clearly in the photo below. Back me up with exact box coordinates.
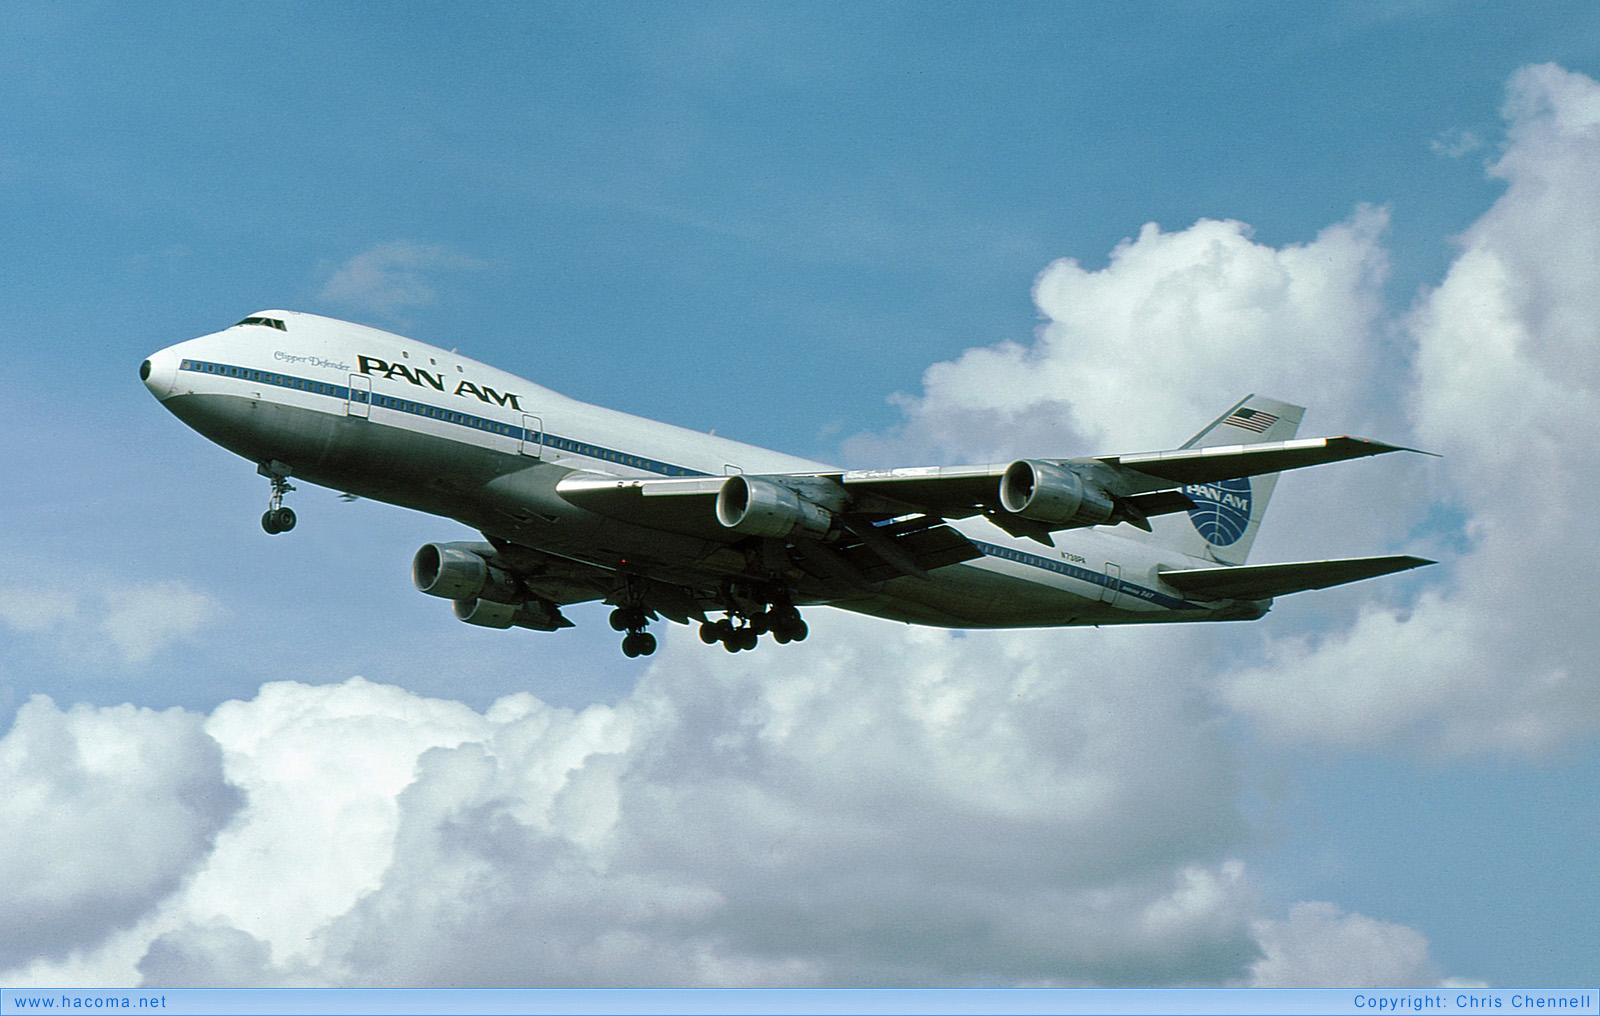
[236,317,287,331]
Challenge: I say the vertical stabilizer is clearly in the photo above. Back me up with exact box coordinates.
[1142,395,1304,565]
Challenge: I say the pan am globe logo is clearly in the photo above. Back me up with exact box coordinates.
[1184,477,1253,546]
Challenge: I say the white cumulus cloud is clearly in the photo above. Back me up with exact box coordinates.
[1222,63,1600,754]
[0,697,237,970]
[845,205,1392,467]
[2,650,1453,988]
[155,622,1255,987]
[1247,902,1438,988]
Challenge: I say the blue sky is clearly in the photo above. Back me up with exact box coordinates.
[3,1,1598,989]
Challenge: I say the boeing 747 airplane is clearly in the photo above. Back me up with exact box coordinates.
[141,311,1431,656]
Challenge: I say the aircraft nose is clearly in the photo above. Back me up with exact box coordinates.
[140,346,181,400]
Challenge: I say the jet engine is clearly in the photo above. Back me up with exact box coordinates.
[998,460,1117,528]
[453,597,568,631]
[412,542,520,604]
[715,475,846,540]
[454,597,518,627]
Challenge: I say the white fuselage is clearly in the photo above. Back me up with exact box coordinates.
[142,312,1256,630]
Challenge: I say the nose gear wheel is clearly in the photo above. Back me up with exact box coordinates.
[258,463,297,534]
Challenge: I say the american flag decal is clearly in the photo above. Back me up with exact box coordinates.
[1224,407,1279,433]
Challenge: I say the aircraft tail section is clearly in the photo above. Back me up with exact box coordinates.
[1140,395,1304,565]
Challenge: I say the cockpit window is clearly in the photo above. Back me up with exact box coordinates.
[235,316,287,331]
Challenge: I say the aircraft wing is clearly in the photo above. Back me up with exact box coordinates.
[1091,436,1425,489]
[554,435,1423,553]
[553,472,986,581]
[839,436,1418,506]
[1158,555,1435,601]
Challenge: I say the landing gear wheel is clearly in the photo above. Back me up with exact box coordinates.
[766,606,807,644]
[261,507,296,534]
[699,595,806,652]
[621,631,657,657]
[610,606,646,632]
[715,622,760,652]
[613,593,657,657]
[259,464,298,535]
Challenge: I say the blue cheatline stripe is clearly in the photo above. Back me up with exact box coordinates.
[177,358,711,479]
[969,540,1204,611]
[175,359,1201,611]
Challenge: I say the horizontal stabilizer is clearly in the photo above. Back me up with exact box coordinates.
[1160,555,1434,601]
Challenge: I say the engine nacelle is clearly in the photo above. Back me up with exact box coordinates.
[454,597,517,628]
[715,475,843,540]
[453,597,569,632]
[998,460,1116,528]
[412,543,519,603]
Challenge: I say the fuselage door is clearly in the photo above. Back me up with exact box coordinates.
[1101,562,1122,607]
[520,414,542,458]
[347,374,371,418]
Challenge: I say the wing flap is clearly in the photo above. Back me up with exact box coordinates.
[839,523,984,584]
[839,464,1005,516]
[1160,555,1434,600]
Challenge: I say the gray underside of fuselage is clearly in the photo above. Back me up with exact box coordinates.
[165,392,734,572]
[163,393,1254,628]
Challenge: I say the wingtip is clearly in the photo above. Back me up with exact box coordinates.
[1340,437,1442,458]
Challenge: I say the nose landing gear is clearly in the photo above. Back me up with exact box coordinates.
[258,462,297,534]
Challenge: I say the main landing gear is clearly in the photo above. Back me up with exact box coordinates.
[610,605,658,658]
[608,588,809,657]
[698,603,808,654]
[259,462,297,535]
